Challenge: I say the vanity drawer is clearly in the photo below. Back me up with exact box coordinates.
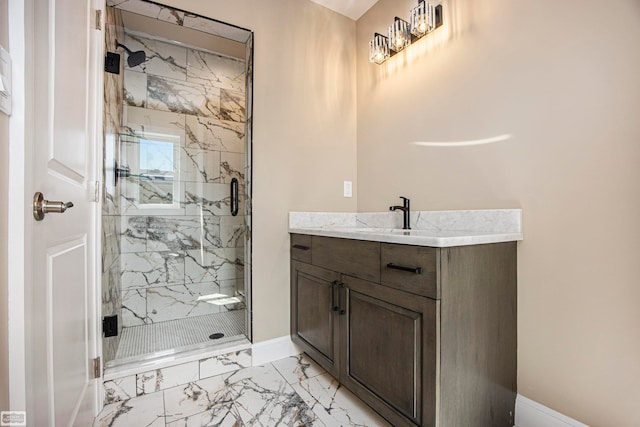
[291,234,312,263]
[381,243,438,299]
[312,236,380,283]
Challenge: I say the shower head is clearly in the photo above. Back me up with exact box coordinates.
[115,40,147,68]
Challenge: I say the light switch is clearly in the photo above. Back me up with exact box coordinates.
[343,181,353,198]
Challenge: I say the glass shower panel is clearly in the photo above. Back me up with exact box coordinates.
[102,0,252,367]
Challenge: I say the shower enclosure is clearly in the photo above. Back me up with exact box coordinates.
[101,0,253,367]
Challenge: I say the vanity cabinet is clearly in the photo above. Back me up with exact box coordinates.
[290,234,517,427]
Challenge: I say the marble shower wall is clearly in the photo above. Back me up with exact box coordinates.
[102,6,125,364]
[118,32,246,327]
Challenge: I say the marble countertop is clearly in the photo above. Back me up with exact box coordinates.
[289,210,523,248]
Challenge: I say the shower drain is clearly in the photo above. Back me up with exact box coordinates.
[209,333,225,340]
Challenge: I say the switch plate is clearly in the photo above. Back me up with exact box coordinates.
[343,181,353,198]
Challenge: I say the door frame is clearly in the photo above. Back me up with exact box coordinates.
[7,0,105,418]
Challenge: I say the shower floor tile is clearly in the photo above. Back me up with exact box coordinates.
[94,355,391,427]
[115,310,245,361]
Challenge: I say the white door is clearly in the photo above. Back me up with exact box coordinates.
[30,0,102,424]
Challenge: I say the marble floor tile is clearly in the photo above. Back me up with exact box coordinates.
[292,373,391,427]
[225,364,318,426]
[104,375,136,405]
[96,355,389,427]
[199,348,252,379]
[93,392,165,427]
[137,361,200,395]
[166,402,244,427]
[164,374,233,422]
[272,354,327,385]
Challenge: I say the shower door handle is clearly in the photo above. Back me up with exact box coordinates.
[230,178,239,216]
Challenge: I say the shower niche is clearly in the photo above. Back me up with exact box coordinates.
[101,0,253,367]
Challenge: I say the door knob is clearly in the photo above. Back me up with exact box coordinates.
[33,191,74,221]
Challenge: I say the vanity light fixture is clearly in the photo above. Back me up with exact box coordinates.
[369,33,390,64]
[388,17,411,52]
[369,1,443,65]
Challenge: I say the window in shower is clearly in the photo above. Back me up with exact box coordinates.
[101,0,253,367]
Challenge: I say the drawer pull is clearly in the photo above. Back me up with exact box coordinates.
[387,263,423,274]
[292,244,310,251]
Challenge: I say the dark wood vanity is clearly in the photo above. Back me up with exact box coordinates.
[290,233,517,427]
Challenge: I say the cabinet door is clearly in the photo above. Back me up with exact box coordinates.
[341,275,437,427]
[291,261,341,376]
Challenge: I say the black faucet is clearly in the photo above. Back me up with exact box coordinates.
[389,197,411,230]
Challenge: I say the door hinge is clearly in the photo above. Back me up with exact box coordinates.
[92,180,100,203]
[93,357,101,379]
[95,10,102,30]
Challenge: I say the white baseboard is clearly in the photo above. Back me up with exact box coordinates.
[516,395,589,427]
[251,335,301,366]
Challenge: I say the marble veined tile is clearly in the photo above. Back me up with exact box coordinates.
[93,391,165,427]
[121,288,147,327]
[226,364,318,426]
[272,354,326,385]
[185,115,245,153]
[107,0,185,26]
[137,362,199,395]
[146,282,224,323]
[220,216,245,248]
[104,376,136,405]
[121,251,184,289]
[219,89,245,123]
[123,69,147,107]
[181,147,221,183]
[124,33,187,81]
[199,349,252,379]
[146,216,222,252]
[163,374,232,422]
[182,14,251,44]
[166,402,244,427]
[148,75,221,117]
[123,105,186,140]
[292,373,391,427]
[220,151,244,184]
[187,49,246,93]
[184,182,241,217]
[121,215,147,253]
[184,248,243,284]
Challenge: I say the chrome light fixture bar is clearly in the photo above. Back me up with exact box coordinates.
[368,1,443,65]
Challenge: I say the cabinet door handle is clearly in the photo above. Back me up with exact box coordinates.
[292,245,310,251]
[338,283,346,315]
[331,280,339,312]
[386,263,423,274]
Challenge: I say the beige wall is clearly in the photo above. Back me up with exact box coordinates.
[0,0,9,413]
[357,0,640,426]
[153,0,358,342]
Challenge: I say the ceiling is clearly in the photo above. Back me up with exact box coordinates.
[309,0,379,20]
